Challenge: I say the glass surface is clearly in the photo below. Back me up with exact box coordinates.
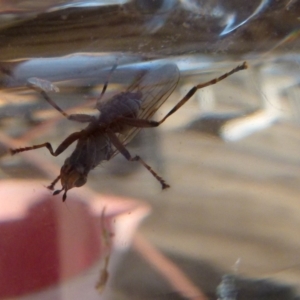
[0,1,300,299]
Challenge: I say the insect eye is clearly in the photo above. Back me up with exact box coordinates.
[75,176,87,187]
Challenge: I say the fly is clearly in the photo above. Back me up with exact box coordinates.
[10,62,248,201]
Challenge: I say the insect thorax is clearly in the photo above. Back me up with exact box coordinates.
[98,91,142,124]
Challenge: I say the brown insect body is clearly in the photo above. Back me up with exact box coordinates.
[97,91,143,126]
[58,131,112,196]
[10,62,248,201]
[57,91,144,199]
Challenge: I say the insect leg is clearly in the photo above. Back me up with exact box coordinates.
[96,64,118,105]
[47,174,61,190]
[30,87,95,123]
[117,117,159,127]
[35,89,69,119]
[117,62,248,129]
[155,62,248,125]
[106,129,169,189]
[10,131,82,156]
[67,114,96,123]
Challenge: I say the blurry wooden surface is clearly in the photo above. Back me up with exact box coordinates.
[1,60,300,298]
[0,2,300,298]
[91,123,300,285]
[0,1,299,60]
[85,74,300,291]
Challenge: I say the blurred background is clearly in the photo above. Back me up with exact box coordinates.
[0,1,300,299]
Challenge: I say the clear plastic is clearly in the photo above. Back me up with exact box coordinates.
[0,1,299,299]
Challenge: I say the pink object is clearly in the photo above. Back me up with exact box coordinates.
[0,180,150,299]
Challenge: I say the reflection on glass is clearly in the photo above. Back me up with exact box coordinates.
[0,1,299,299]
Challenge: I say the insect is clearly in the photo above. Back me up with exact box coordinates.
[10,62,248,201]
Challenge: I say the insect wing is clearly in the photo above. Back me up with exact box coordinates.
[117,63,180,147]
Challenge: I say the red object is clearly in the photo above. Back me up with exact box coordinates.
[0,180,150,299]
[0,182,105,298]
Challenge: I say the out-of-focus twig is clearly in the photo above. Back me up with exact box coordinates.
[133,232,208,300]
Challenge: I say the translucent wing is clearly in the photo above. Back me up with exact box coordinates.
[112,63,180,155]
[130,63,180,120]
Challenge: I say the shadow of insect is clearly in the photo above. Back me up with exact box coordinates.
[10,62,247,201]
